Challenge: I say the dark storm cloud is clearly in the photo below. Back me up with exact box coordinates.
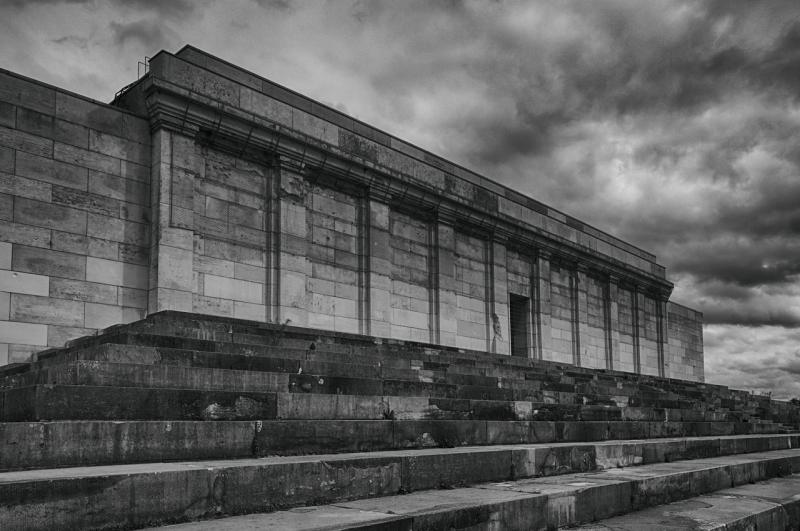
[671,240,800,287]
[4,0,197,18]
[251,0,292,10]
[703,304,800,328]
[110,19,174,49]
[2,0,85,5]
[704,325,800,398]
[51,35,88,48]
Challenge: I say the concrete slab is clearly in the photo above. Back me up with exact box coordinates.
[570,475,800,530]
[1,446,799,530]
[143,505,411,530]
[0,417,795,471]
[132,459,800,531]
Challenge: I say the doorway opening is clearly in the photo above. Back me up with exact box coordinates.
[509,294,530,358]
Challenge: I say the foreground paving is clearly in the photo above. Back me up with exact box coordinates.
[138,450,800,531]
[569,474,800,530]
[2,446,798,530]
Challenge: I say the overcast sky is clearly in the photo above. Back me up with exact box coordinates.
[2,0,799,398]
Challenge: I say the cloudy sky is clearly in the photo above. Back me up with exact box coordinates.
[2,0,799,397]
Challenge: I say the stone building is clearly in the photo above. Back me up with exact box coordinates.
[0,46,704,381]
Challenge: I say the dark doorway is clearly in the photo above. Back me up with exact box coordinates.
[509,294,530,358]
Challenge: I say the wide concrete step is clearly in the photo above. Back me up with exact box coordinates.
[43,331,784,420]
[1,379,787,440]
[9,345,761,419]
[3,418,795,471]
[2,442,800,530]
[569,474,800,530]
[1,385,278,421]
[122,449,800,531]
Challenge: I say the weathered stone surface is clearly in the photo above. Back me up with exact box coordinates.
[14,197,87,234]
[121,451,800,531]
[0,269,48,296]
[9,294,84,327]
[54,142,120,175]
[0,71,55,114]
[55,91,123,136]
[2,385,278,421]
[15,150,88,190]
[0,320,47,345]
[0,123,53,157]
[11,245,86,280]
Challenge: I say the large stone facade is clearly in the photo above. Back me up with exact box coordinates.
[0,46,704,381]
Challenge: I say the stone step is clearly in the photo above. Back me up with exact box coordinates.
[2,442,800,531]
[52,322,698,393]
[111,448,800,531]
[5,418,795,471]
[30,339,592,393]
[1,359,289,394]
[0,385,278,421]
[1,378,786,433]
[28,330,766,411]
[13,344,753,415]
[568,474,800,530]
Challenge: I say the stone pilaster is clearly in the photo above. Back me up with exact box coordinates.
[366,199,391,338]
[657,296,668,378]
[490,238,509,355]
[632,285,643,374]
[435,220,457,347]
[575,264,591,367]
[534,250,552,360]
[571,265,583,367]
[606,275,621,370]
[147,129,195,314]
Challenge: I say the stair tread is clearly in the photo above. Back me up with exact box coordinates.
[134,449,800,530]
[569,474,800,530]
[0,436,794,482]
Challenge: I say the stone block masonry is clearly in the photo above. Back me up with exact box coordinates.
[0,46,704,382]
[0,69,150,364]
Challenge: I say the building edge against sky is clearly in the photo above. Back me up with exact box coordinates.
[0,45,704,381]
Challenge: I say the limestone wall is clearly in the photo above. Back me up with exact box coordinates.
[188,143,270,322]
[616,287,637,373]
[388,210,431,342]
[454,231,489,352]
[548,263,576,364]
[667,302,704,382]
[640,295,661,377]
[0,70,150,365]
[0,47,707,383]
[582,274,608,370]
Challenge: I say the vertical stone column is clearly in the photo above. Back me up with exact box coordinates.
[606,275,621,370]
[148,129,196,314]
[574,264,589,367]
[428,221,440,344]
[490,238,509,355]
[569,266,581,367]
[632,285,643,374]
[264,160,281,323]
[276,158,310,327]
[435,220,457,347]
[657,296,668,378]
[366,199,391,338]
[534,250,552,360]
